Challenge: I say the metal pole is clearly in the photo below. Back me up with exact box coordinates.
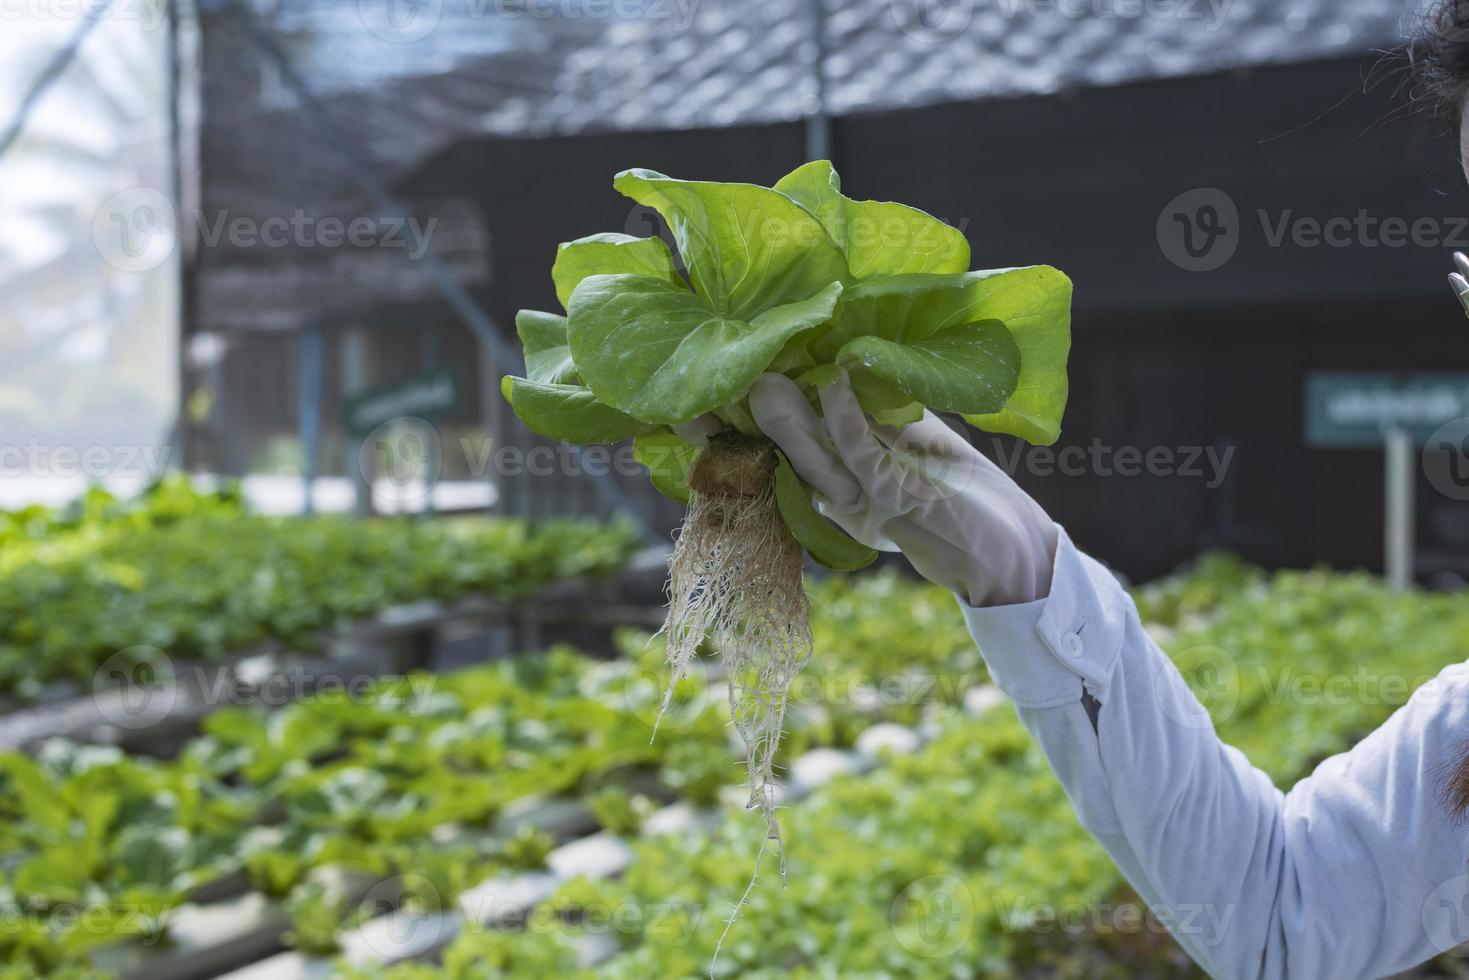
[168,0,190,473]
[1385,426,1415,592]
[299,324,324,515]
[422,323,440,516]
[341,325,372,515]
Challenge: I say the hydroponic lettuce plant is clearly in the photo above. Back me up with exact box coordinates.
[501,159,1071,934]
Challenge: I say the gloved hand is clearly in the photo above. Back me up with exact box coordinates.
[747,371,1060,608]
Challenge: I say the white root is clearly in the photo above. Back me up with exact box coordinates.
[653,435,813,976]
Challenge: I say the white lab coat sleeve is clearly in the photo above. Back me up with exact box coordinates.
[958,527,1469,980]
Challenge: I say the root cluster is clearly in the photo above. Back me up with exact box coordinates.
[655,433,813,969]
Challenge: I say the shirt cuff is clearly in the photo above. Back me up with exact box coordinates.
[956,527,1132,709]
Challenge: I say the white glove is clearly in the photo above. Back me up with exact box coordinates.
[747,371,1059,608]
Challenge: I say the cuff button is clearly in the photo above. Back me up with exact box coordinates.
[1061,631,1084,657]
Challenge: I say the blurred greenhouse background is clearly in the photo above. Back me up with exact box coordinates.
[5,0,1469,977]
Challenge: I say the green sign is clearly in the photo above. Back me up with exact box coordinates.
[344,369,460,436]
[1305,372,1469,448]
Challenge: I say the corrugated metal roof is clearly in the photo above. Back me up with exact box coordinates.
[220,0,1409,141]
[196,0,1415,331]
[202,0,1413,212]
[824,0,1407,111]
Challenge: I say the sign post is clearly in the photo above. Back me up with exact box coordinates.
[1384,426,1414,592]
[1305,372,1469,591]
[298,323,324,516]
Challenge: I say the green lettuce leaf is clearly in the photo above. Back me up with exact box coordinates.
[713,398,761,437]
[774,458,878,570]
[794,364,925,426]
[836,320,1019,417]
[500,376,651,443]
[818,266,1071,442]
[774,160,970,279]
[961,270,1072,445]
[551,233,682,310]
[633,430,697,502]
[501,163,1073,540]
[516,310,577,385]
[567,273,843,425]
[612,168,848,320]
[846,378,925,428]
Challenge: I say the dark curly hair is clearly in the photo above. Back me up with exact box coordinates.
[1412,0,1469,126]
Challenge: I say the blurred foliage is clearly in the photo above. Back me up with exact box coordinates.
[355,556,1469,979]
[0,476,638,697]
[9,514,1469,977]
[0,560,1005,974]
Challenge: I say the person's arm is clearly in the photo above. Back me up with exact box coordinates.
[748,371,1469,979]
[965,534,1469,979]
